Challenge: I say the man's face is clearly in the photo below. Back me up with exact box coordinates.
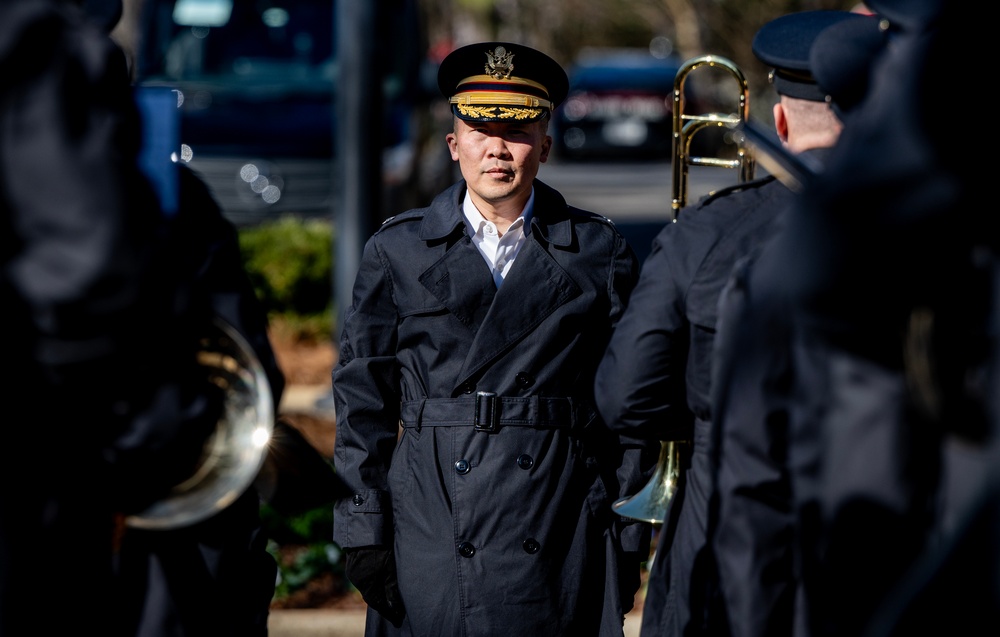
[446,117,552,206]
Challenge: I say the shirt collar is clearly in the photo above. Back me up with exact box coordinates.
[462,188,535,237]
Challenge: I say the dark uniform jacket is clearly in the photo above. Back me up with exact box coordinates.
[710,224,807,637]
[594,173,792,637]
[333,179,658,636]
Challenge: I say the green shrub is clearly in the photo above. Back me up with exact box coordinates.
[260,502,334,546]
[262,503,348,603]
[238,217,335,339]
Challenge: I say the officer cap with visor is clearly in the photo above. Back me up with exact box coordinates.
[437,41,569,123]
[753,10,870,102]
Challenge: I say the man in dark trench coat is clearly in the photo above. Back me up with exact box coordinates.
[332,41,659,636]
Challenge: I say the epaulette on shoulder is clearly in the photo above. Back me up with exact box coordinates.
[694,174,777,207]
[569,206,616,227]
[376,209,423,232]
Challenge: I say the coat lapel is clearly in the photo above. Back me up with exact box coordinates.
[458,181,583,381]
[418,236,496,331]
[416,182,497,331]
[416,180,584,382]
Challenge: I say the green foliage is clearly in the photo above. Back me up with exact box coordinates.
[238,217,334,323]
[262,503,347,602]
[260,502,334,545]
[267,539,346,601]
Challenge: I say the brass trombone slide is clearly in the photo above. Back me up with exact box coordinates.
[671,55,755,218]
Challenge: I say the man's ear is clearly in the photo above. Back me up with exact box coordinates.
[773,102,789,145]
[446,132,459,161]
[539,134,552,163]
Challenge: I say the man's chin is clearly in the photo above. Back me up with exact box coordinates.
[474,182,518,202]
[476,177,520,199]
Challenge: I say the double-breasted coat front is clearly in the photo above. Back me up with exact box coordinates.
[333,179,658,636]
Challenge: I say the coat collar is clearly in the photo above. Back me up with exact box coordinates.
[415,178,582,384]
[418,179,574,248]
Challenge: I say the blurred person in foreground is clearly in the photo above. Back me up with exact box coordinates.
[593,10,867,637]
[112,159,349,637]
[734,0,998,633]
[708,12,888,637]
[1,2,345,635]
[110,163,281,637]
[332,41,658,636]
[1,0,225,633]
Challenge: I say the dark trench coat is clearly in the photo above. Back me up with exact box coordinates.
[333,179,659,636]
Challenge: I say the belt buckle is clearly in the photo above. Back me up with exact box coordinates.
[474,391,499,433]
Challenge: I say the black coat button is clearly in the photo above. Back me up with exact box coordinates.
[455,459,471,474]
[522,538,540,554]
[458,542,476,558]
[516,454,534,470]
[458,382,474,394]
[352,494,364,506]
[515,372,534,388]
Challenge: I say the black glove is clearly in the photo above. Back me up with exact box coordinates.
[344,546,406,627]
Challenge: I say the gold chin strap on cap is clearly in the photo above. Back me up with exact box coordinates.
[450,73,552,119]
[449,92,552,110]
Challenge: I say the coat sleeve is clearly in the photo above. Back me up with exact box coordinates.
[333,234,402,549]
[601,226,660,556]
[594,224,695,441]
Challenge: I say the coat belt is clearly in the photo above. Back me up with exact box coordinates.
[400,392,576,433]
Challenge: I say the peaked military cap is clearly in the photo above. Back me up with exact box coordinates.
[752,10,860,101]
[810,14,887,119]
[437,41,569,123]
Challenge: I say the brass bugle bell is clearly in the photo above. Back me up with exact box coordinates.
[125,316,274,530]
[612,440,687,525]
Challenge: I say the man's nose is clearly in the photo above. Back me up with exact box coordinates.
[487,136,511,158]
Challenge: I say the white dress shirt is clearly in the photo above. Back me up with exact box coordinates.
[462,189,534,287]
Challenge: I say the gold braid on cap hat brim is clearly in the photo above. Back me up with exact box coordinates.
[450,74,552,120]
[450,96,549,120]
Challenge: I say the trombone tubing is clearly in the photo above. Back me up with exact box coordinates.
[671,55,754,217]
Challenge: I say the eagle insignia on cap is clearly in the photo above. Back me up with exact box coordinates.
[485,46,515,80]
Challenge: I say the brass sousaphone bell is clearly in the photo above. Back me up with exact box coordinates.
[612,54,754,527]
[125,316,274,530]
